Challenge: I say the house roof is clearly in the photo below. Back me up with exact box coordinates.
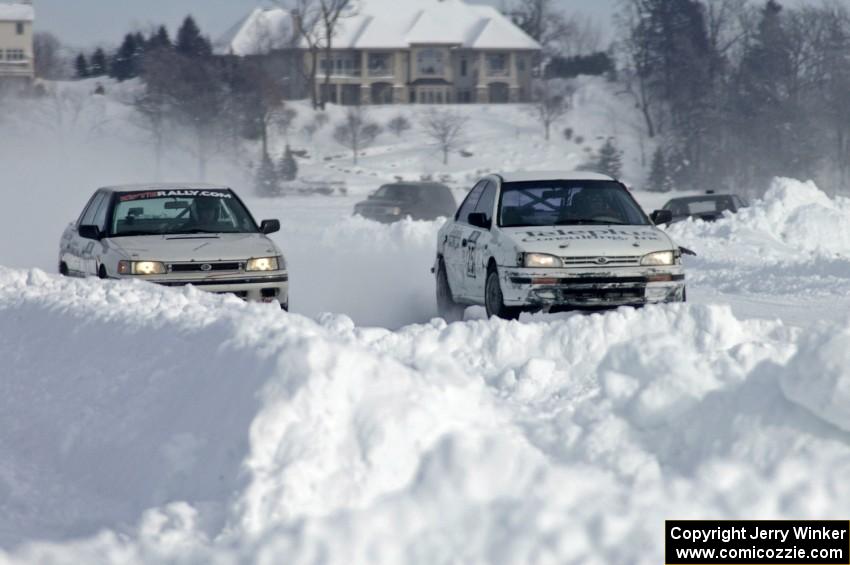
[0,3,34,22]
[216,0,540,56]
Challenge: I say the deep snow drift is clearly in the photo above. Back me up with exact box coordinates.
[2,179,850,564]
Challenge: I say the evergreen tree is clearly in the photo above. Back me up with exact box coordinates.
[596,138,623,178]
[646,147,673,192]
[74,53,90,79]
[176,16,212,58]
[147,25,172,50]
[279,145,298,182]
[90,48,108,77]
[255,152,282,197]
[111,33,141,81]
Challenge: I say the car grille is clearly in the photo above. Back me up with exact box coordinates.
[168,262,243,273]
[560,255,641,267]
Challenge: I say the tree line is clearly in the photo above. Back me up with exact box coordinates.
[618,0,850,195]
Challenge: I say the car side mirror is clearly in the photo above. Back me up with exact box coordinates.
[78,224,102,240]
[260,219,280,235]
[467,212,491,230]
[650,210,673,225]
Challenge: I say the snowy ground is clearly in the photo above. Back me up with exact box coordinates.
[2,78,850,563]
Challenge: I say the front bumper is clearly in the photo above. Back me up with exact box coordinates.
[117,272,289,305]
[501,266,684,308]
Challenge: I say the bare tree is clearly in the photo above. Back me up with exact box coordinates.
[387,115,412,137]
[333,107,381,164]
[276,105,298,143]
[531,80,572,141]
[33,32,66,80]
[291,0,324,109]
[134,48,180,179]
[615,0,659,138]
[421,109,469,165]
[318,0,354,109]
[508,0,569,60]
[558,13,604,57]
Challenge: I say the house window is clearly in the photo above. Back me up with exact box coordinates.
[368,53,392,77]
[5,49,25,61]
[517,56,525,72]
[417,48,444,77]
[487,53,509,76]
[460,58,468,77]
[16,22,24,35]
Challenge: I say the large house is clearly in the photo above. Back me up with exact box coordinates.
[0,1,33,87]
[217,0,541,105]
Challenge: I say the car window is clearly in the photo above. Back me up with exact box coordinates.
[473,181,497,224]
[93,193,112,231]
[456,181,487,223]
[80,192,105,226]
[374,185,415,200]
[499,181,649,227]
[109,190,258,236]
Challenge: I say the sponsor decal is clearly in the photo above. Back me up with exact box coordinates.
[519,227,661,243]
[119,190,233,202]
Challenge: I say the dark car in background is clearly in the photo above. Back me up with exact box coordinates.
[353,182,457,223]
[661,193,749,224]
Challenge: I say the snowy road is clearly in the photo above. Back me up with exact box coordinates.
[1,179,850,564]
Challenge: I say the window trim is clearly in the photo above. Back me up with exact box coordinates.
[455,180,488,223]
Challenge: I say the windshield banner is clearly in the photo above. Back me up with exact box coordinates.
[119,190,233,202]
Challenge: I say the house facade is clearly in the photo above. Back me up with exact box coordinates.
[0,1,34,87]
[218,0,540,105]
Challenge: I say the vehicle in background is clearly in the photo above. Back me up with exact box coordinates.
[434,172,685,320]
[59,183,289,309]
[353,182,457,223]
[661,193,749,224]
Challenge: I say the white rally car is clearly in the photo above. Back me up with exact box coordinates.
[59,183,289,308]
[434,172,685,320]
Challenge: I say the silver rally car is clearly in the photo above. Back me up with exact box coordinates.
[434,171,685,320]
[59,183,289,308]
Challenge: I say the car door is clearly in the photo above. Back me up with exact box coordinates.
[462,180,497,300]
[443,181,486,299]
[67,192,103,276]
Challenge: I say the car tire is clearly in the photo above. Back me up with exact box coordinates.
[485,268,521,320]
[98,265,108,279]
[436,259,465,323]
[59,262,68,276]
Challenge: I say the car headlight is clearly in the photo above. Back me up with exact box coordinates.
[117,260,166,275]
[246,256,281,272]
[388,207,402,215]
[523,253,563,268]
[641,251,675,266]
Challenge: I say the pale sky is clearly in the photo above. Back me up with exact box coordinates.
[32,0,616,49]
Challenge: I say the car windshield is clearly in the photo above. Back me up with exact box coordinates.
[499,180,649,227]
[109,190,258,237]
[664,196,734,216]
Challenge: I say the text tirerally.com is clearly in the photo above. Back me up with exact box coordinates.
[665,521,850,564]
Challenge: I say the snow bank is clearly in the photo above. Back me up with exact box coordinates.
[779,322,850,432]
[6,267,850,564]
[668,178,850,260]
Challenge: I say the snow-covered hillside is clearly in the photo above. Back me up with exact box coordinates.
[1,180,850,564]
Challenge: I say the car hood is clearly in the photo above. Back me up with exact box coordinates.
[108,233,280,262]
[500,225,676,256]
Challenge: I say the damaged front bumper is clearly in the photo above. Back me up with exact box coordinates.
[501,266,685,308]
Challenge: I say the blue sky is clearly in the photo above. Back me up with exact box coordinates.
[33,0,616,49]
